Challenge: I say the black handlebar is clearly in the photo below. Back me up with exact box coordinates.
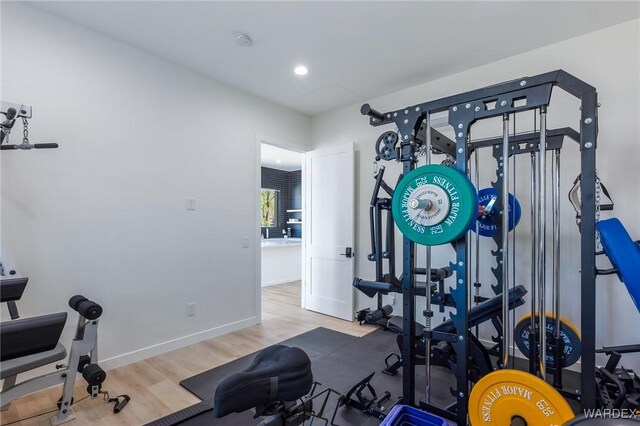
[360,104,385,121]
[1,143,59,150]
[370,166,386,207]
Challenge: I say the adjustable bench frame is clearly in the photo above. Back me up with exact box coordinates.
[382,285,527,379]
[2,320,100,424]
[1,291,104,425]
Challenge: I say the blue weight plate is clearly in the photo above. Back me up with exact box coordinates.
[473,187,521,237]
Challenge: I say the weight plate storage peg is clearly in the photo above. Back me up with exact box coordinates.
[514,313,582,368]
[473,187,522,237]
[392,164,477,246]
[468,370,575,426]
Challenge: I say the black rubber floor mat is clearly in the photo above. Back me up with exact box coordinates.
[148,324,584,425]
[178,327,352,400]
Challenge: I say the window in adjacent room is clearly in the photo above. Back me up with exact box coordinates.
[261,188,279,227]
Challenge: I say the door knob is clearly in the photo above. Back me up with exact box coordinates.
[340,247,353,258]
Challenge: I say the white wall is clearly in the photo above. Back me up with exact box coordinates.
[0,3,310,369]
[311,20,640,370]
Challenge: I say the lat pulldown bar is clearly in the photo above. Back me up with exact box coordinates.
[1,101,58,150]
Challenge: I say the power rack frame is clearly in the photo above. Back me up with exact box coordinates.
[361,69,598,425]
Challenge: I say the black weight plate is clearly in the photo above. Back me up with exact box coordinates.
[514,313,582,368]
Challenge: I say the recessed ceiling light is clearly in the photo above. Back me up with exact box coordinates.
[276,159,282,164]
[294,65,308,76]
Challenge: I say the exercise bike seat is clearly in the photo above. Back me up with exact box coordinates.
[213,344,313,418]
[596,218,640,312]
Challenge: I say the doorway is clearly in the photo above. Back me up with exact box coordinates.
[259,142,305,317]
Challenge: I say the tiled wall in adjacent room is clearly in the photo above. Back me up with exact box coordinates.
[261,167,302,238]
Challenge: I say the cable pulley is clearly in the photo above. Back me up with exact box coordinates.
[375,131,399,161]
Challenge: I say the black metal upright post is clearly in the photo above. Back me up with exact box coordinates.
[449,105,471,425]
[401,148,416,405]
[579,90,598,410]
[375,201,383,282]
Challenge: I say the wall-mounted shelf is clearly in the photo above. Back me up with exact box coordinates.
[286,209,302,231]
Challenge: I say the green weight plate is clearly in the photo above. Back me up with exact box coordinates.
[392,164,477,246]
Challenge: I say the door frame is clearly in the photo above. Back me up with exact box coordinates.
[255,134,307,323]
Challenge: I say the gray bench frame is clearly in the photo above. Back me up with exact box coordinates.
[1,314,100,425]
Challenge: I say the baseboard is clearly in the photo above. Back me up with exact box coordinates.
[99,316,260,370]
[261,278,301,287]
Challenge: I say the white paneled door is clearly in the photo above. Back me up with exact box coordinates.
[304,143,354,321]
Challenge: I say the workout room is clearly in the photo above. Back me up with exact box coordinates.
[1,2,639,426]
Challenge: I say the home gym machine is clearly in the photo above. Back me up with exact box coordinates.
[1,103,130,422]
[358,70,600,425]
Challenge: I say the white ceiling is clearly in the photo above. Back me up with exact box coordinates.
[261,143,303,172]
[29,1,639,116]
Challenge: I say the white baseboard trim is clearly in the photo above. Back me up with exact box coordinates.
[99,316,260,370]
[261,278,301,287]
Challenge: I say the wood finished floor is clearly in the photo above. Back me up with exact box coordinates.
[0,282,374,426]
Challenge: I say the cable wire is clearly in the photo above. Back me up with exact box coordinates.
[0,395,90,426]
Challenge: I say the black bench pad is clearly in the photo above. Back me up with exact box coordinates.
[0,277,28,302]
[213,344,312,418]
[1,312,67,362]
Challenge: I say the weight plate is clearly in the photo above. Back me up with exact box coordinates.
[469,370,575,426]
[514,313,582,368]
[392,165,477,246]
[473,187,521,237]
